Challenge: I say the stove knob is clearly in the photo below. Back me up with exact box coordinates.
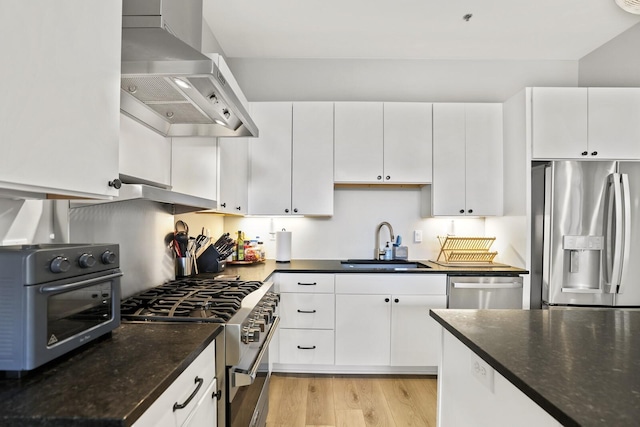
[50,256,71,273]
[101,250,117,265]
[78,253,96,268]
[253,318,267,332]
[241,326,260,344]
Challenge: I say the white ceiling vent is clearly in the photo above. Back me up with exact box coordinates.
[616,0,640,14]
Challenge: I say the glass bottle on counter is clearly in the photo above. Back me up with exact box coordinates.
[236,231,244,261]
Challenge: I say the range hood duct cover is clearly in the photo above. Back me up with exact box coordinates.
[121,0,258,138]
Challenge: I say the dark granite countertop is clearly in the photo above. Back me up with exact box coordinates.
[0,323,222,427]
[430,308,640,427]
[217,259,528,281]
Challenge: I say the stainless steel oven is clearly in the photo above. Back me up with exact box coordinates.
[228,315,279,427]
[0,244,121,375]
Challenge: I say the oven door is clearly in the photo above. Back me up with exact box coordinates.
[25,271,122,370]
[228,316,279,427]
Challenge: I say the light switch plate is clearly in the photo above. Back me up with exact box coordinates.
[414,230,422,243]
[470,354,494,393]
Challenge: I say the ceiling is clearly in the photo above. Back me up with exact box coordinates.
[203,0,640,61]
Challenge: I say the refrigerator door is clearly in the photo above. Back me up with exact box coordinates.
[543,161,616,306]
[614,162,640,306]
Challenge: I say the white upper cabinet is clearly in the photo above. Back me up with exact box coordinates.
[217,138,248,214]
[249,102,334,215]
[432,103,503,217]
[334,102,432,184]
[334,102,384,183]
[588,88,640,159]
[531,88,588,159]
[292,102,334,216]
[532,87,640,160]
[0,1,121,199]
[171,137,218,201]
[249,102,293,215]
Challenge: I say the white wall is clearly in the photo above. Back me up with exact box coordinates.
[227,58,578,102]
[579,22,640,87]
[0,199,66,245]
[222,187,485,261]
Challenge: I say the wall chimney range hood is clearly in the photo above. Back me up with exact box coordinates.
[121,0,258,138]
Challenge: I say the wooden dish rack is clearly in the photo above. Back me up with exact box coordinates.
[436,236,497,264]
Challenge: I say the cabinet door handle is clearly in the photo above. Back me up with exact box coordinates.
[377,175,382,180]
[394,298,399,303]
[220,202,227,208]
[385,298,390,302]
[459,209,465,214]
[108,178,122,189]
[236,206,241,211]
[386,175,391,180]
[285,208,289,213]
[293,208,298,213]
[581,151,588,156]
[591,151,598,156]
[297,309,317,313]
[297,282,317,286]
[173,377,203,411]
[297,345,316,350]
[468,209,473,214]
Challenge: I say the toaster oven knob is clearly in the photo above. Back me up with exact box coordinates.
[50,256,71,273]
[101,250,117,265]
[78,253,97,268]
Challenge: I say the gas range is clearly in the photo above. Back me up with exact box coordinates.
[120,277,279,427]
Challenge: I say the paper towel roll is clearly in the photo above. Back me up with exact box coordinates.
[276,230,292,262]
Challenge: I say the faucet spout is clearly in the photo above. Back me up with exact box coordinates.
[374,222,395,260]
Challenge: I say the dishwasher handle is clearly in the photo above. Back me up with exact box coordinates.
[450,281,522,290]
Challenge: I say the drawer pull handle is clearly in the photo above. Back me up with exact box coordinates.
[297,282,317,286]
[173,376,204,411]
[297,345,317,350]
[297,309,317,313]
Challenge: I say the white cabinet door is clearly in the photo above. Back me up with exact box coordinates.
[0,1,120,199]
[171,137,217,201]
[531,88,588,159]
[335,294,391,366]
[292,102,334,215]
[432,103,503,217]
[432,103,467,216]
[248,102,293,215]
[384,103,433,184]
[390,295,447,366]
[588,88,640,160]
[465,103,503,216]
[334,102,384,183]
[218,138,248,214]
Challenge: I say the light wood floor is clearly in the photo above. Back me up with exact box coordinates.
[266,373,438,427]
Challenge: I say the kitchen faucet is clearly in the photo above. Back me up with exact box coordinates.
[374,222,395,260]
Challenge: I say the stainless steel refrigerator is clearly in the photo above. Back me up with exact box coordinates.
[533,160,640,307]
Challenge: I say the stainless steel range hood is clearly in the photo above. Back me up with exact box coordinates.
[121,0,258,138]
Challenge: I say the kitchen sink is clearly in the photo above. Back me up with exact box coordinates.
[340,259,431,270]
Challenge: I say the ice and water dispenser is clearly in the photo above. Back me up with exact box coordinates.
[562,235,604,291]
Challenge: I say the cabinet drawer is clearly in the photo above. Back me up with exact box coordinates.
[335,274,446,295]
[279,273,335,293]
[279,294,335,329]
[132,340,216,427]
[279,329,335,365]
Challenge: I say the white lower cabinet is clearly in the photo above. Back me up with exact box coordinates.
[132,340,217,427]
[276,274,336,369]
[438,330,560,426]
[335,274,447,368]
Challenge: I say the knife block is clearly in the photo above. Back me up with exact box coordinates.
[197,246,226,273]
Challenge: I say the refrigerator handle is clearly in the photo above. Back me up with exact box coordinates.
[618,173,631,295]
[604,173,624,293]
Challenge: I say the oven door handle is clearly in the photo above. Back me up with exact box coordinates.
[233,316,280,388]
[39,272,123,294]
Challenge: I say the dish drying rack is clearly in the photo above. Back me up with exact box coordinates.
[436,236,497,264]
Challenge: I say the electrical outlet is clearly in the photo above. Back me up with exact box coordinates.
[470,354,494,393]
[413,230,423,243]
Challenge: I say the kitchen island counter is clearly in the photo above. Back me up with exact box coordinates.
[430,308,640,426]
[0,322,222,427]
[218,259,527,281]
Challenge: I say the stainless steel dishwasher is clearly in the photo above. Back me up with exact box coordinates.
[448,276,524,309]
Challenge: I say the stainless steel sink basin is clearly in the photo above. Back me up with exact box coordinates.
[340,259,431,270]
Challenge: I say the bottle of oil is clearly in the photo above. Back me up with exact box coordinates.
[236,230,245,261]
